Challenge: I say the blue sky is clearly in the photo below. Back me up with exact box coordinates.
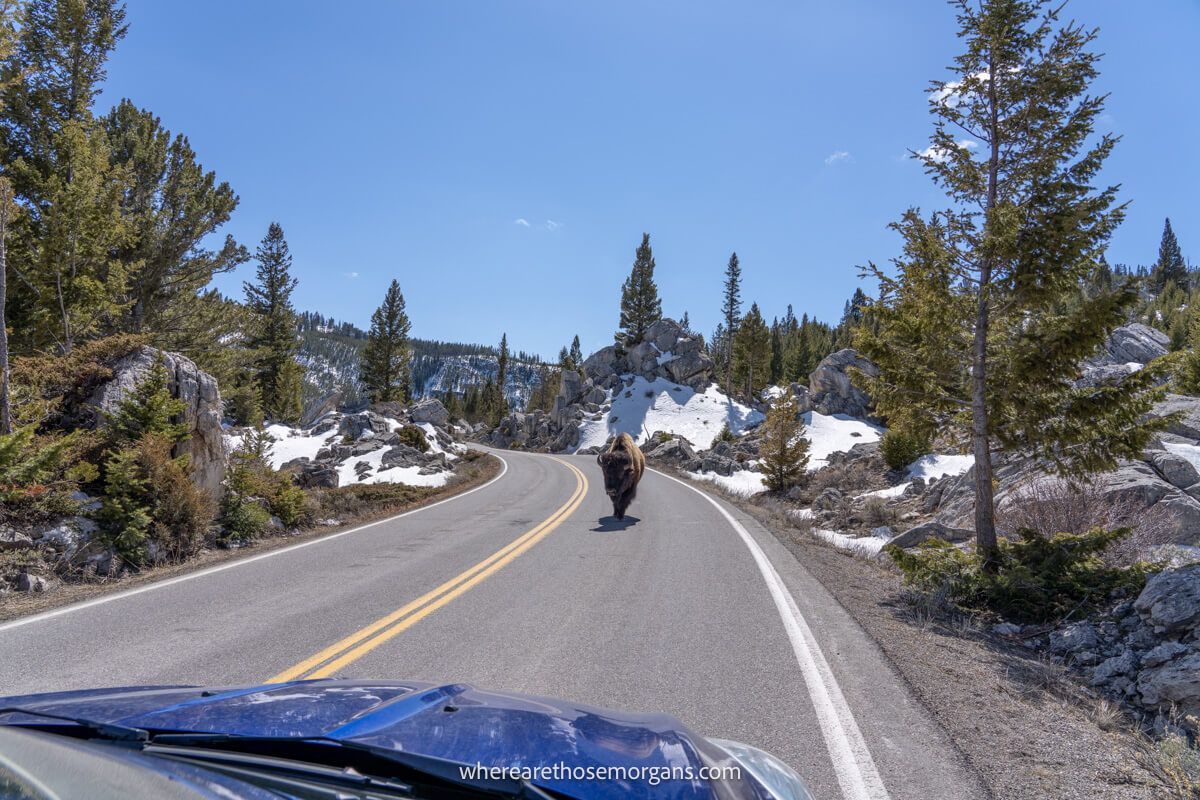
[97,1,1200,360]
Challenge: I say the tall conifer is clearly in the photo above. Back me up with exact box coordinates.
[359,279,412,403]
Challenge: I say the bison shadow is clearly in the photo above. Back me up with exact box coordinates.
[591,515,641,532]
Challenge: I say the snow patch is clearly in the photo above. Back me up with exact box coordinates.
[573,376,763,452]
[1164,442,1200,473]
[810,528,887,557]
[863,482,911,499]
[685,468,767,496]
[907,453,974,481]
[804,411,884,470]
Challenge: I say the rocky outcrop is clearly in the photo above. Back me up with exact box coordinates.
[410,398,450,427]
[1034,565,1200,722]
[806,349,878,419]
[581,318,713,391]
[1089,323,1170,368]
[88,346,226,498]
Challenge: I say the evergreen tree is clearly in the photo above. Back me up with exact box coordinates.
[0,179,12,434]
[1175,314,1200,395]
[103,99,246,335]
[733,303,770,399]
[857,0,1167,566]
[1152,217,1187,293]
[720,252,742,393]
[244,222,302,422]
[758,394,809,492]
[616,233,661,346]
[769,318,784,385]
[359,279,412,403]
[569,335,583,370]
[680,310,692,334]
[105,358,188,447]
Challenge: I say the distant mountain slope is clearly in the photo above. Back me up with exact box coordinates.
[296,311,543,413]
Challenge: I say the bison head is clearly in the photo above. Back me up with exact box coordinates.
[597,451,636,502]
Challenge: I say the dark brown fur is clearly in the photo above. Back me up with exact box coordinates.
[596,432,645,520]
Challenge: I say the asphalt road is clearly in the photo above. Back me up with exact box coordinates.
[0,450,986,800]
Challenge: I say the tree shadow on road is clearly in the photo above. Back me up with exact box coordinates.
[591,515,641,532]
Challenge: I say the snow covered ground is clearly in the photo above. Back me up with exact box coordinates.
[685,467,767,496]
[573,376,764,452]
[804,411,884,470]
[224,415,457,488]
[1164,441,1200,472]
[907,453,974,481]
[810,528,889,557]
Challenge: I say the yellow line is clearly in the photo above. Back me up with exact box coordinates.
[268,457,587,683]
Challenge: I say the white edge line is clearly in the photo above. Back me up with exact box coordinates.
[0,453,510,634]
[649,466,891,800]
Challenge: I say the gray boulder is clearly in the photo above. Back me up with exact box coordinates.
[1089,322,1169,367]
[0,525,33,551]
[1145,449,1200,490]
[296,463,338,489]
[887,520,974,549]
[1136,651,1200,715]
[88,346,226,498]
[1134,564,1200,634]
[1050,621,1100,655]
[558,370,584,405]
[807,349,878,419]
[1154,395,1200,440]
[410,398,450,427]
[16,573,49,593]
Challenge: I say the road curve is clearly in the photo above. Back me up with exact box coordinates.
[0,449,984,800]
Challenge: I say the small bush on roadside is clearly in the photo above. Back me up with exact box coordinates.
[886,526,1151,623]
[863,496,896,527]
[97,435,214,564]
[220,498,271,543]
[0,425,85,525]
[306,483,441,522]
[879,427,929,471]
[397,424,430,452]
[220,424,311,540]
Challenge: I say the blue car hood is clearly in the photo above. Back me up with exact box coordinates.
[0,680,769,800]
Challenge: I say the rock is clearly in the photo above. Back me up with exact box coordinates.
[887,520,974,549]
[88,346,226,498]
[338,411,391,440]
[1142,641,1190,669]
[1090,649,1138,685]
[700,455,739,476]
[1050,621,1100,655]
[33,518,97,556]
[1154,395,1200,440]
[993,622,1021,636]
[807,349,878,419]
[0,526,33,551]
[410,398,450,427]
[1146,449,1200,490]
[812,488,844,512]
[1134,565,1200,634]
[1136,651,1200,715]
[16,573,48,593]
[1090,323,1169,367]
[301,390,343,427]
[647,438,698,464]
[581,345,623,382]
[296,462,338,489]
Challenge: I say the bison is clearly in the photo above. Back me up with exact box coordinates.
[596,432,645,520]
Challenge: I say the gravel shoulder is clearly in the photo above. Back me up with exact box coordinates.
[0,453,502,624]
[716,488,1167,800]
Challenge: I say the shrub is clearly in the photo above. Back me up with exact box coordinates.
[0,426,83,524]
[105,360,188,447]
[97,435,214,565]
[887,526,1151,623]
[268,481,310,529]
[220,498,271,543]
[396,424,430,452]
[879,427,930,471]
[996,479,1178,567]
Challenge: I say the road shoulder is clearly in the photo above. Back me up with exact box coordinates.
[0,452,504,625]
[685,473,1166,800]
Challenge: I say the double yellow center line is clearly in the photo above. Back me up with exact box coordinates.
[269,457,587,682]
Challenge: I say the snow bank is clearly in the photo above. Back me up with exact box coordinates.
[810,528,888,557]
[685,468,767,496]
[1164,442,1200,472]
[334,447,451,488]
[804,411,884,470]
[573,376,763,452]
[863,482,910,499]
[907,453,974,481]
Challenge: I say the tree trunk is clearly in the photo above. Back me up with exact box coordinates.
[0,183,10,435]
[974,50,1002,569]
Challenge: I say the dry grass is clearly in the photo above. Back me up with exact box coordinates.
[1138,715,1200,799]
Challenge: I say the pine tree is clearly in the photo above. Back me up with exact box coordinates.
[0,179,12,434]
[1175,314,1200,395]
[1152,218,1187,293]
[569,335,583,370]
[680,310,692,334]
[105,358,189,447]
[244,222,302,422]
[857,0,1167,566]
[720,252,742,394]
[769,318,784,385]
[733,303,771,399]
[359,279,412,403]
[758,394,809,492]
[616,233,662,346]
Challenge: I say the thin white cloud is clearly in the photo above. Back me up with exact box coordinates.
[824,150,852,166]
[343,271,359,279]
[916,139,977,164]
[544,219,562,231]
[514,218,531,227]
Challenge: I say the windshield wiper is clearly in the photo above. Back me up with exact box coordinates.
[0,706,149,742]
[145,732,560,799]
